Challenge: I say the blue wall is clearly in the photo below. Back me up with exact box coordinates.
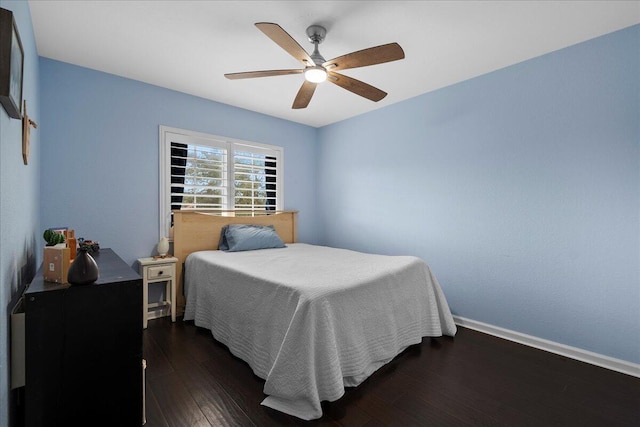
[0,1,40,424]
[39,59,319,269]
[317,25,639,363]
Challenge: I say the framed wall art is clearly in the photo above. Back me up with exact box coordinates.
[0,8,24,119]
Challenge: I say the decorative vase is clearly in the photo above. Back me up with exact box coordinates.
[157,237,170,256]
[67,249,99,285]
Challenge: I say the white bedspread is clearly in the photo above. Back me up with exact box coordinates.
[183,243,456,420]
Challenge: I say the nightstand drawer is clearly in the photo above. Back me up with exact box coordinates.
[148,265,172,279]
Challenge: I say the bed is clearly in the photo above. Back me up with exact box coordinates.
[173,210,456,420]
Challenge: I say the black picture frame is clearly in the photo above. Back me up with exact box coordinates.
[0,8,24,119]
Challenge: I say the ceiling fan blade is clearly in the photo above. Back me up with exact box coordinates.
[255,22,314,66]
[328,72,387,102]
[225,69,303,80]
[324,43,405,71]
[292,81,317,109]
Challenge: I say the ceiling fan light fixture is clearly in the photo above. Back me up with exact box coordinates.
[304,66,327,83]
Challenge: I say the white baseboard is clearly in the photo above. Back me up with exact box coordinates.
[453,315,640,378]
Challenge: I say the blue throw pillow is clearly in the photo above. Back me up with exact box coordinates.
[219,224,285,252]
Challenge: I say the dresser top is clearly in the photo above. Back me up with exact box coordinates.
[26,248,141,295]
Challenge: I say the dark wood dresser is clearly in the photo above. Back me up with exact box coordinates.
[23,248,143,426]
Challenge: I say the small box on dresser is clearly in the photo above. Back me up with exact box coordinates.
[42,246,70,283]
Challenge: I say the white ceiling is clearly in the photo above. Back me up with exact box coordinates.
[29,1,640,128]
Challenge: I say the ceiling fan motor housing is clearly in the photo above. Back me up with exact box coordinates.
[306,25,327,65]
[306,25,326,44]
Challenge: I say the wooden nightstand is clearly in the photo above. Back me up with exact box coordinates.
[138,256,178,329]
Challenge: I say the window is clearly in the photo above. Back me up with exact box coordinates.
[159,126,283,238]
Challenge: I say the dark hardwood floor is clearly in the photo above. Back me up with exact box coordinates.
[144,318,639,426]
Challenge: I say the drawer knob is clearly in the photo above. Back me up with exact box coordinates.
[158,270,163,275]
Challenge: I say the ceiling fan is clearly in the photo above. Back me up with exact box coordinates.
[224,23,405,109]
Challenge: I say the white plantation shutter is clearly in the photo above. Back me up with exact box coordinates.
[233,144,279,211]
[159,127,283,238]
[171,142,227,210]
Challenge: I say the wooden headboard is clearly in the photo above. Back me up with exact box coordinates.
[172,210,298,312]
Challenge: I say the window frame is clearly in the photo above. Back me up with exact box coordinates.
[159,125,284,239]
